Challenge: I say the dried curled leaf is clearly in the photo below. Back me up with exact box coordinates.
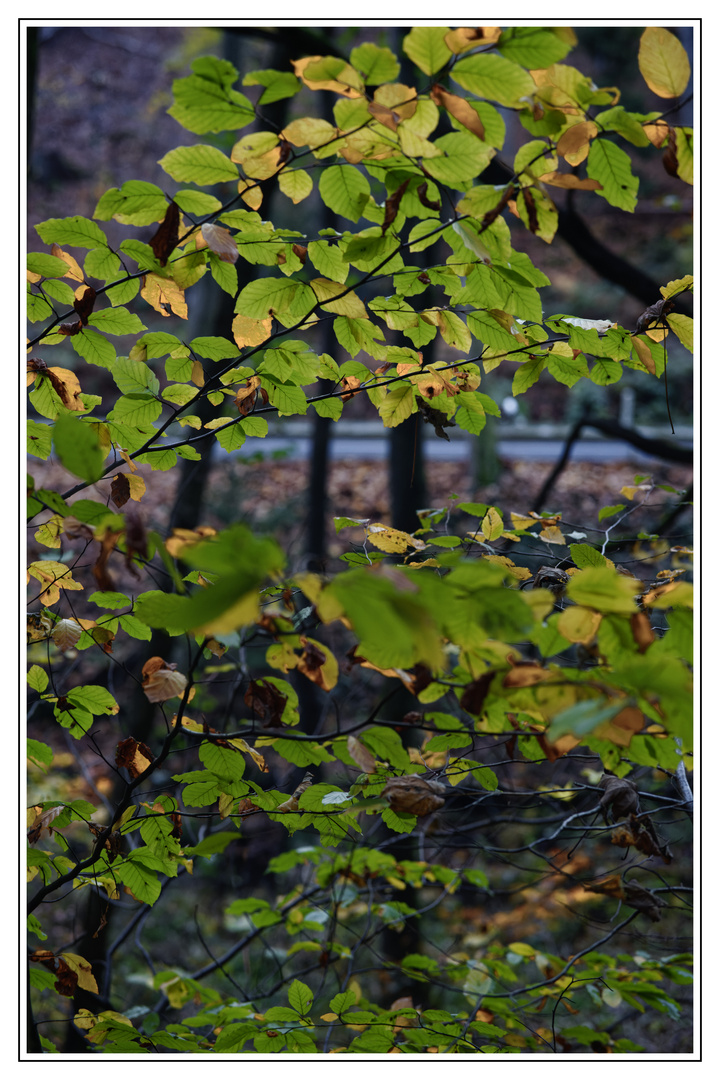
[52,618,83,652]
[142,657,188,703]
[598,774,639,823]
[200,222,239,263]
[611,813,672,863]
[276,771,314,813]
[347,735,377,774]
[382,775,446,817]
[115,736,154,779]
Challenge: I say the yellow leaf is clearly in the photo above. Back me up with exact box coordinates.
[620,484,652,500]
[292,55,364,98]
[140,273,187,319]
[309,277,367,318]
[444,26,500,53]
[126,474,146,502]
[62,953,99,994]
[191,360,209,389]
[556,121,598,166]
[119,448,138,472]
[539,525,566,545]
[557,606,602,644]
[482,555,532,581]
[34,514,63,549]
[51,244,84,282]
[27,561,83,607]
[639,27,691,99]
[237,179,263,210]
[481,507,504,541]
[631,335,655,374]
[366,523,426,553]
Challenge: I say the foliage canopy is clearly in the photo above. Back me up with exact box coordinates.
[26,24,693,1057]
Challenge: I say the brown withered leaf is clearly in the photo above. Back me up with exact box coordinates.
[115,736,154,779]
[417,182,441,211]
[124,507,148,570]
[44,366,85,411]
[430,84,485,140]
[662,127,679,177]
[142,658,188,703]
[611,814,672,863]
[598,774,639,823]
[347,735,377,774]
[245,678,287,726]
[340,375,363,400]
[30,951,78,997]
[502,662,552,688]
[624,882,665,922]
[92,528,122,591]
[201,222,239,263]
[481,185,514,229]
[57,320,83,336]
[73,285,97,326]
[292,243,307,264]
[635,296,674,334]
[532,566,569,596]
[460,671,494,716]
[150,201,180,265]
[382,775,446,817]
[407,663,432,695]
[276,771,314,812]
[28,804,65,844]
[417,398,456,440]
[381,178,410,235]
[111,473,131,508]
[235,376,261,415]
[522,188,539,234]
[444,26,501,53]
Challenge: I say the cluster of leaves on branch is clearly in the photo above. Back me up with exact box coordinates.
[27,26,693,1055]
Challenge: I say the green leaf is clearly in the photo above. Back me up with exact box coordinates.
[451,53,536,107]
[88,307,147,336]
[158,145,239,185]
[111,358,160,395]
[28,738,53,772]
[67,685,118,715]
[235,277,315,324]
[169,62,255,134]
[27,253,71,278]
[422,132,495,185]
[107,393,162,427]
[27,420,52,460]
[94,180,168,226]
[172,189,223,215]
[403,26,452,75]
[288,979,313,1016]
[587,139,639,211]
[497,27,572,68]
[242,68,300,105]
[27,666,49,693]
[569,543,607,569]
[566,566,641,613]
[70,327,117,369]
[350,43,400,85]
[53,415,106,483]
[35,215,109,249]
[598,503,626,522]
[318,166,371,223]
